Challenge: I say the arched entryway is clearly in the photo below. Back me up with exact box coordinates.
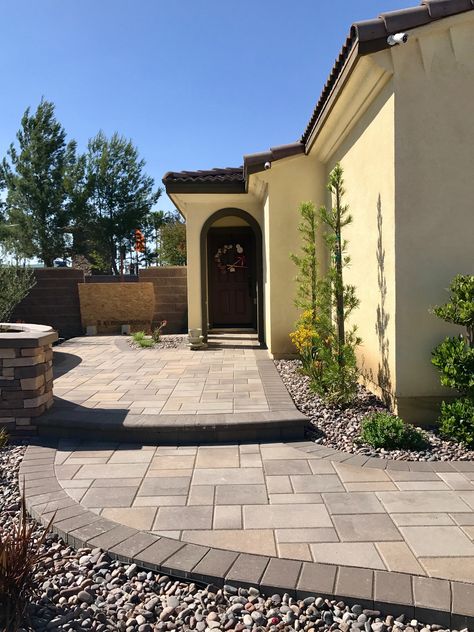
[200,208,264,345]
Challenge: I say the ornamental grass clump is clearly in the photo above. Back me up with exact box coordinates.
[431,274,474,446]
[360,412,427,450]
[0,491,53,631]
[290,165,361,406]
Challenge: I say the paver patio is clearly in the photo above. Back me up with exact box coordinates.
[53,439,474,582]
[39,334,305,442]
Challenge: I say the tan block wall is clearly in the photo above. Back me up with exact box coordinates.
[0,343,54,433]
[78,282,155,333]
[139,267,188,334]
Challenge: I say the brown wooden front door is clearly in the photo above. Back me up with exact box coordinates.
[207,227,257,328]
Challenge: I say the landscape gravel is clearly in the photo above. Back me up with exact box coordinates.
[2,441,469,631]
[129,334,188,350]
[275,359,474,462]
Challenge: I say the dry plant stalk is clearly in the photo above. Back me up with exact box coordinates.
[0,483,54,632]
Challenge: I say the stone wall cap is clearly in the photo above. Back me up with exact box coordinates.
[0,323,58,348]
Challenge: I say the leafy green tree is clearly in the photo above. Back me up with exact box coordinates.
[85,131,161,274]
[0,100,72,266]
[159,216,186,266]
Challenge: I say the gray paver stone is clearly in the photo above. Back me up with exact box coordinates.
[225,553,269,587]
[192,549,239,584]
[110,532,159,561]
[335,567,374,606]
[260,558,302,595]
[296,562,337,598]
[161,543,209,574]
[138,538,186,570]
[374,570,414,617]
[412,576,451,628]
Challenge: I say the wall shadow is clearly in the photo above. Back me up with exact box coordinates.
[52,350,83,378]
[375,194,393,407]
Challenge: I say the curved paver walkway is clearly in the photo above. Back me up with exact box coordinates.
[21,441,474,629]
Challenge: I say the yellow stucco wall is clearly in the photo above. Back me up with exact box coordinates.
[326,82,396,403]
[393,16,474,414]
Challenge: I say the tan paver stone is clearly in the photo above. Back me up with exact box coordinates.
[182,529,277,557]
[147,469,194,478]
[265,476,292,494]
[261,446,308,460]
[450,513,474,526]
[462,525,474,539]
[81,486,137,508]
[55,465,81,480]
[392,513,454,526]
[308,460,337,474]
[195,448,239,469]
[275,528,339,543]
[461,492,474,509]
[323,492,386,514]
[377,491,471,513]
[344,482,398,491]
[311,542,386,570]
[264,460,311,475]
[291,475,345,493]
[333,514,402,541]
[438,472,474,490]
[335,463,390,482]
[395,481,450,491]
[192,468,264,486]
[138,477,190,496]
[150,456,195,470]
[187,486,215,506]
[150,530,182,539]
[376,541,426,575]
[240,454,262,468]
[269,493,322,504]
[399,525,474,557]
[60,479,93,489]
[154,506,213,531]
[420,557,474,583]
[215,484,268,506]
[243,504,332,529]
[66,488,88,502]
[64,457,109,465]
[101,507,156,530]
[108,451,154,464]
[133,496,186,507]
[388,471,442,481]
[277,543,312,561]
[213,505,242,529]
[75,464,149,479]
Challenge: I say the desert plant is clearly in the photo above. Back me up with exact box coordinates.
[438,397,474,447]
[360,412,427,450]
[0,491,53,631]
[432,274,474,445]
[152,319,167,343]
[132,331,146,342]
[0,264,36,324]
[0,427,8,448]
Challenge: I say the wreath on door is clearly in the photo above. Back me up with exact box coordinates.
[214,243,246,273]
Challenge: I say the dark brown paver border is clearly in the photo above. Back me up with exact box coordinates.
[286,440,474,474]
[20,443,474,629]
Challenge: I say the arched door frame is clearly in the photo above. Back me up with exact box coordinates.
[200,208,265,346]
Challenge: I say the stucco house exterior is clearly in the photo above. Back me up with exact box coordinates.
[163,0,474,424]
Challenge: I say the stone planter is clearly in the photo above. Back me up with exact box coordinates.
[0,323,58,433]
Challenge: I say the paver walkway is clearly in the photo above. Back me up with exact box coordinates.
[54,440,474,583]
[53,334,270,415]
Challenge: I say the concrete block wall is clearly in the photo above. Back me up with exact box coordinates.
[139,267,188,334]
[12,269,85,339]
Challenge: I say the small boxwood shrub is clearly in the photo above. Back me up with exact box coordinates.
[439,397,474,447]
[360,412,427,450]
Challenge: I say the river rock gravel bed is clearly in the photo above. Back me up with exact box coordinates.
[0,442,470,631]
[274,359,474,462]
[129,334,188,351]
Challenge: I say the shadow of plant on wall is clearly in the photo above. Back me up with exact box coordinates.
[375,194,393,407]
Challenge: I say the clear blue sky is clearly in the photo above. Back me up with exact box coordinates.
[0,0,414,212]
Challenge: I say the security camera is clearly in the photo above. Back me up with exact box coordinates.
[387,32,408,46]
[264,161,271,170]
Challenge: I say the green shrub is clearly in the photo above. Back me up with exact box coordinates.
[132,331,154,348]
[0,265,36,324]
[431,337,474,395]
[0,427,8,448]
[439,397,474,447]
[360,412,427,450]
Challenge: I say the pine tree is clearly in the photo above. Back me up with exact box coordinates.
[0,100,72,266]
